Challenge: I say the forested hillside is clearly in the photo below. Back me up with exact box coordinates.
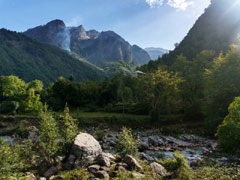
[0,29,105,85]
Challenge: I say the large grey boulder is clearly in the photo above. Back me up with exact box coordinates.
[72,133,102,161]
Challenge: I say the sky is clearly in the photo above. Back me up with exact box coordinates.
[0,0,211,50]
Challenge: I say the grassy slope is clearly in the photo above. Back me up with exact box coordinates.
[0,29,106,85]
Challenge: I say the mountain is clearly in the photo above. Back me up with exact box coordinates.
[0,29,105,85]
[24,20,151,69]
[145,47,169,60]
[171,0,240,59]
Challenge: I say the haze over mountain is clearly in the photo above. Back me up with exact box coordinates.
[24,20,151,68]
[145,47,169,60]
[0,29,105,85]
[171,0,240,59]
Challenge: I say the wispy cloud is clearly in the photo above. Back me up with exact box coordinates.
[167,0,193,11]
[66,16,83,27]
[145,0,193,11]
[146,0,164,7]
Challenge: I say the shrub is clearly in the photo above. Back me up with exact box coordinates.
[116,127,139,157]
[194,165,240,180]
[61,169,92,180]
[0,139,39,177]
[0,100,19,114]
[159,151,193,180]
[60,104,78,150]
[38,105,61,164]
[217,97,240,154]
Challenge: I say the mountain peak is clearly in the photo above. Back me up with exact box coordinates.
[46,19,65,27]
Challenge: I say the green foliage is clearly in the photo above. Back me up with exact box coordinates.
[21,88,43,113]
[60,104,78,149]
[140,68,182,121]
[204,46,240,134]
[0,76,44,114]
[194,165,240,180]
[0,139,38,178]
[60,169,92,180]
[217,97,240,154]
[0,29,105,86]
[117,127,139,157]
[38,105,61,163]
[159,151,193,180]
[0,100,19,114]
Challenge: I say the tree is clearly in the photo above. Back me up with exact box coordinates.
[140,68,182,121]
[60,103,78,150]
[204,45,240,134]
[217,97,240,154]
[38,105,61,164]
[117,86,133,114]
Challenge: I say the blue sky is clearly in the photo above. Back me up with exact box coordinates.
[0,0,210,50]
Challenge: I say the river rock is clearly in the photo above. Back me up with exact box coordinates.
[72,133,102,161]
[97,152,111,167]
[124,155,143,171]
[132,172,145,179]
[150,162,167,176]
[44,167,58,179]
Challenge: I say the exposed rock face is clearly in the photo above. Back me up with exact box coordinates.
[150,162,167,176]
[24,20,151,67]
[72,133,102,161]
[70,25,90,40]
[124,155,143,171]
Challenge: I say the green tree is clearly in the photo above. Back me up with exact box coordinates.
[38,105,61,164]
[117,127,139,157]
[60,104,78,150]
[204,45,240,134]
[140,68,182,121]
[217,97,240,154]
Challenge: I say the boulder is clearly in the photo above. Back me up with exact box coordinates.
[150,162,167,176]
[131,172,145,179]
[23,172,36,180]
[44,167,58,179]
[97,153,111,167]
[72,133,102,161]
[94,171,109,179]
[124,155,143,171]
[88,164,101,174]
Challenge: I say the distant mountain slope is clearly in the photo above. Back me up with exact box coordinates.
[171,0,240,59]
[0,29,105,85]
[145,47,169,60]
[24,20,151,67]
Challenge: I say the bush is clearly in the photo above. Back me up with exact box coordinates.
[61,169,92,180]
[0,100,19,114]
[194,165,240,180]
[217,97,240,154]
[0,139,39,177]
[38,105,61,164]
[60,104,78,151]
[159,151,193,180]
[116,127,139,157]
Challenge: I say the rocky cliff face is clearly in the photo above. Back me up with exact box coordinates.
[24,20,150,67]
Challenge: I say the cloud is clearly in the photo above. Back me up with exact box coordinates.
[66,16,83,27]
[145,0,193,11]
[167,0,193,11]
[145,0,164,7]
